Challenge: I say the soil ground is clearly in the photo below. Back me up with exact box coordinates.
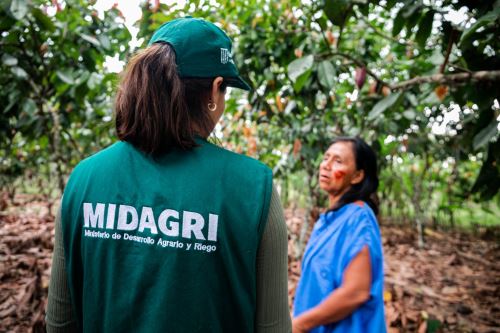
[0,195,498,332]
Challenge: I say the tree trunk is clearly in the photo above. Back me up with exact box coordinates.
[446,149,459,229]
[296,161,320,260]
[48,106,65,194]
[412,154,431,248]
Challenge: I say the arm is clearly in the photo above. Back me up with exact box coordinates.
[255,184,292,333]
[292,246,371,333]
[46,208,78,333]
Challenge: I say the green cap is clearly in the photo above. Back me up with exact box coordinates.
[148,17,251,91]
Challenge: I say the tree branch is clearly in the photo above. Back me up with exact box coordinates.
[316,51,392,88]
[62,129,84,160]
[314,49,500,92]
[450,65,472,74]
[336,24,344,49]
[317,21,332,50]
[391,70,500,90]
[440,30,457,74]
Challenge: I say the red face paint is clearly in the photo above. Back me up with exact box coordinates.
[333,170,345,180]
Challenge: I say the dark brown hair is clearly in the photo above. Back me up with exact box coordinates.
[115,42,225,156]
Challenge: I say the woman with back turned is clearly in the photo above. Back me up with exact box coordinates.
[292,137,386,333]
[46,17,291,333]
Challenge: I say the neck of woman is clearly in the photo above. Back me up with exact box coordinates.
[192,121,215,139]
[328,187,351,210]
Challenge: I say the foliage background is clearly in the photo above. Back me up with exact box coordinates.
[1,0,499,244]
[1,1,499,332]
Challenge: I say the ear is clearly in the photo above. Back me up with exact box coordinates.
[351,169,365,185]
[211,76,224,102]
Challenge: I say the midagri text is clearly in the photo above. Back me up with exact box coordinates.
[82,202,218,241]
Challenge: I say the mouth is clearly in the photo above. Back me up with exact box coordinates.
[319,174,330,182]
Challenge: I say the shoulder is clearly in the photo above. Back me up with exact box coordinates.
[341,202,378,231]
[69,141,126,177]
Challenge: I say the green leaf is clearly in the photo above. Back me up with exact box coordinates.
[38,136,49,149]
[406,93,418,107]
[288,55,314,82]
[0,15,16,30]
[358,3,369,16]
[403,109,416,120]
[9,0,28,20]
[324,0,352,27]
[415,10,434,48]
[473,122,499,151]
[22,98,37,115]
[284,100,297,115]
[80,33,101,47]
[459,7,500,46]
[293,70,312,93]
[32,8,55,32]
[405,11,422,35]
[368,92,402,120]
[57,69,75,84]
[87,73,102,90]
[97,35,111,50]
[317,60,336,90]
[75,71,91,86]
[471,145,500,201]
[2,54,18,66]
[392,8,405,36]
[386,0,398,9]
[11,66,28,79]
[422,90,441,104]
[316,16,328,31]
[428,50,444,66]
[402,2,421,19]
[5,90,20,113]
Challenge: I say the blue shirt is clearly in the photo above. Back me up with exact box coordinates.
[293,202,386,333]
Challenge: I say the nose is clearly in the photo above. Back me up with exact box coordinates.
[320,160,331,170]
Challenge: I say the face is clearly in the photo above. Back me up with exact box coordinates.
[318,141,364,196]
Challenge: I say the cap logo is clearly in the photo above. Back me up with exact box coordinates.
[220,48,234,64]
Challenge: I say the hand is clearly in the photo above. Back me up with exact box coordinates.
[292,317,308,333]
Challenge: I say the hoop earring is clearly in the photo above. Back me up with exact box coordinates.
[208,102,217,112]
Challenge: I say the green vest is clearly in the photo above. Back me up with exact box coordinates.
[61,139,272,332]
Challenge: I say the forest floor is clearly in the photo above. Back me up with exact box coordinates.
[0,195,499,333]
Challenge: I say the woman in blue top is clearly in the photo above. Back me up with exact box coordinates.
[293,137,386,333]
